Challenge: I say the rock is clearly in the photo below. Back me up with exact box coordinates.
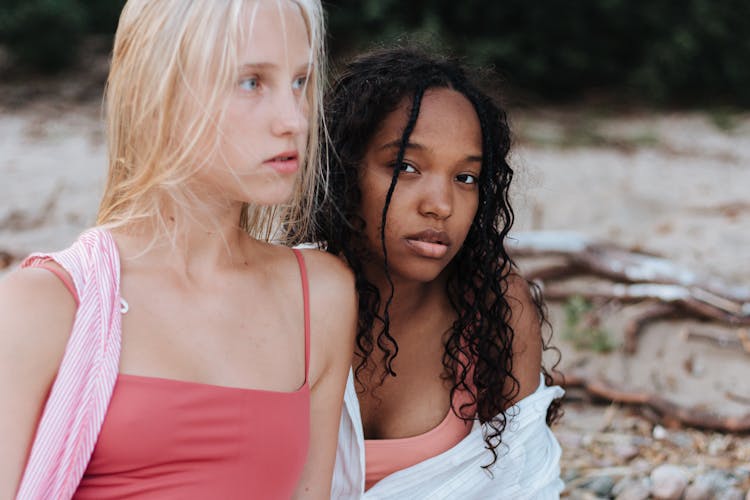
[653,425,668,440]
[684,475,714,500]
[584,476,615,497]
[613,477,647,497]
[667,431,694,449]
[684,470,738,500]
[716,487,744,500]
[562,467,581,483]
[708,435,732,455]
[651,464,689,500]
[630,458,653,474]
[615,479,650,500]
[613,443,640,462]
[612,477,632,497]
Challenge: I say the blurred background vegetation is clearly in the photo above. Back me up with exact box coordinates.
[1,0,749,107]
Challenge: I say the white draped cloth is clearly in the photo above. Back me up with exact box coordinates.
[332,372,565,499]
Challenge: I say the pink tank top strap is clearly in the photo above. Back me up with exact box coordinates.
[29,258,80,306]
[291,248,310,381]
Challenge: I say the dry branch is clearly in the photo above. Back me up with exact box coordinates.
[510,231,750,353]
[556,370,750,433]
[510,231,750,305]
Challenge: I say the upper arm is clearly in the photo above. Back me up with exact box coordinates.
[293,250,356,499]
[0,267,76,497]
[505,274,544,403]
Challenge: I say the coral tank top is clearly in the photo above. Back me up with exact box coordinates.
[364,389,474,490]
[34,249,312,499]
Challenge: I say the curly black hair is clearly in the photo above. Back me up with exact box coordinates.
[308,46,561,466]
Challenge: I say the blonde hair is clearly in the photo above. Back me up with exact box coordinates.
[98,0,326,243]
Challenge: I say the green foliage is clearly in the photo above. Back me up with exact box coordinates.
[562,296,614,353]
[326,0,750,106]
[1,0,748,105]
[78,0,125,34]
[0,0,86,71]
[0,0,123,72]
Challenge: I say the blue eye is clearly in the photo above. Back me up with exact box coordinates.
[456,173,478,184]
[292,75,308,91]
[239,77,259,91]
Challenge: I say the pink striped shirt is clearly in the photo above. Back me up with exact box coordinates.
[17,229,123,500]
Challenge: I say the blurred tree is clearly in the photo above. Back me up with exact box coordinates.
[0,0,748,104]
[326,0,750,105]
[0,0,87,71]
[0,0,123,72]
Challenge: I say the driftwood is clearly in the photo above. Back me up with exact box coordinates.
[556,370,750,433]
[513,232,750,433]
[509,231,750,354]
[683,328,750,354]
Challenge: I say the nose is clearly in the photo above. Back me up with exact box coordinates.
[418,176,452,220]
[271,89,307,137]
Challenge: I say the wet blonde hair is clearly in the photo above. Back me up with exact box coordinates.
[98,0,326,242]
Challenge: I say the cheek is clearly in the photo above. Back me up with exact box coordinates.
[458,196,480,239]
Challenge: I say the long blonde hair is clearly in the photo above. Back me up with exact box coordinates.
[98,0,326,243]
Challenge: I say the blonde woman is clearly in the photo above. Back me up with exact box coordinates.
[0,1,356,499]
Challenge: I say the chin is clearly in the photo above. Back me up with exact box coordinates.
[241,184,296,206]
[389,258,448,284]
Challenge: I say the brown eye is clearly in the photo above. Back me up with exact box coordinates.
[456,173,478,184]
[389,161,417,173]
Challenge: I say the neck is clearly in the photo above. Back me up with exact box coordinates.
[115,198,255,279]
[368,270,453,339]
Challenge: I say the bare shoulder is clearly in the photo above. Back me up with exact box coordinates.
[505,273,543,332]
[504,273,543,398]
[294,248,356,305]
[295,249,356,362]
[0,266,76,495]
[0,266,76,365]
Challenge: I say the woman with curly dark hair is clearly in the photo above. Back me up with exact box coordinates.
[304,46,564,498]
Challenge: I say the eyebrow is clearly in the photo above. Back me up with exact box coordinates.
[378,140,482,163]
[238,62,312,74]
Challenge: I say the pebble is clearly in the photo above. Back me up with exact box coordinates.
[584,476,615,497]
[651,464,689,499]
[613,477,645,497]
[667,431,694,449]
[615,479,650,500]
[684,476,714,500]
[562,468,581,483]
[717,487,744,500]
[653,425,668,440]
[613,443,640,461]
[685,470,734,500]
[708,435,733,455]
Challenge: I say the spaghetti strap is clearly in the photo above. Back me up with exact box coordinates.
[291,249,310,382]
[30,258,80,306]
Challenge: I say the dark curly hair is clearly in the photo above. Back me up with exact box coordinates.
[307,46,561,467]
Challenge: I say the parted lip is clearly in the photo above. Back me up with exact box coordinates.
[264,150,298,162]
[404,228,451,246]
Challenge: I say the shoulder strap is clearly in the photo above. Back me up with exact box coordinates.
[291,248,310,382]
[28,259,80,306]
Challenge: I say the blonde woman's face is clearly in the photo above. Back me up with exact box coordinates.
[207,0,312,205]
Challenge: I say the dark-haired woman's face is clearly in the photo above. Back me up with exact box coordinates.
[358,88,481,284]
